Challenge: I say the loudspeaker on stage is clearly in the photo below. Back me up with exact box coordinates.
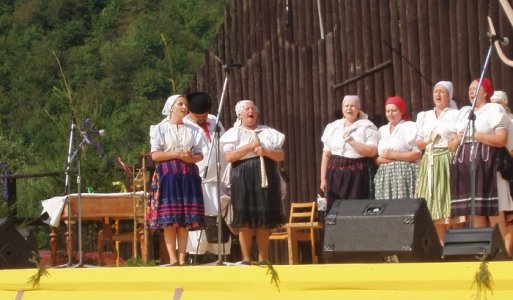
[442,225,509,261]
[0,218,38,269]
[323,198,442,263]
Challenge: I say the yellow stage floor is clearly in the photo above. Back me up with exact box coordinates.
[1,262,512,299]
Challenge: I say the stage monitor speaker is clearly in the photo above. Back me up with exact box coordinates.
[323,198,442,263]
[442,225,509,261]
[0,218,37,269]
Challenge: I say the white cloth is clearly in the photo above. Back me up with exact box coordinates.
[220,125,285,160]
[40,196,67,227]
[183,114,232,254]
[149,121,206,154]
[377,120,420,156]
[186,195,232,255]
[186,230,231,255]
[184,114,229,215]
[416,107,459,148]
[416,107,458,196]
[320,118,379,158]
[505,119,513,151]
[40,192,148,227]
[497,174,513,211]
[184,115,227,183]
[499,117,513,211]
[454,103,509,134]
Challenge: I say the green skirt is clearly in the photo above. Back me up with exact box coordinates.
[415,148,452,221]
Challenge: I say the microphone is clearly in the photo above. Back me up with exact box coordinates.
[81,129,105,144]
[223,62,242,69]
[79,118,105,158]
[92,129,106,136]
[488,32,509,46]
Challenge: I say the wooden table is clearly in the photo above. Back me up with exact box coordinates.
[49,192,147,266]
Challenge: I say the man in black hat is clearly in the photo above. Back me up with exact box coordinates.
[184,92,231,260]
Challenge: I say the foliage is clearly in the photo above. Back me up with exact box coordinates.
[0,0,226,229]
[123,257,157,267]
[471,254,494,300]
[27,252,49,289]
[253,260,281,292]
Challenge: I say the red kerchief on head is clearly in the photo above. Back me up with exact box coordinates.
[474,77,494,102]
[385,96,410,120]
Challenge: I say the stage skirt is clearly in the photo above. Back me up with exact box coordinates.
[415,148,452,221]
[374,161,418,200]
[230,157,284,229]
[450,143,499,217]
[147,159,205,230]
[326,155,372,208]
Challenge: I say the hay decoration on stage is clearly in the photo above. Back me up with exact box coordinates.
[253,260,280,292]
[471,254,494,300]
[27,252,49,289]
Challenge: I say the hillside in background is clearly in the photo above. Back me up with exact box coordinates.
[0,0,226,226]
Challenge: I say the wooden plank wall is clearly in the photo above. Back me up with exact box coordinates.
[187,0,513,209]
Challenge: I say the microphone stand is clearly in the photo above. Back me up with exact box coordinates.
[62,118,76,266]
[66,133,90,267]
[203,65,238,265]
[453,37,494,228]
[60,117,99,267]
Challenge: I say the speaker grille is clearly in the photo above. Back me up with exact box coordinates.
[0,218,37,269]
[323,198,441,262]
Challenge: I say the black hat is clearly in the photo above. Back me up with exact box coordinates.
[187,92,212,114]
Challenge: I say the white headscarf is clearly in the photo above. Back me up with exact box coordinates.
[491,90,508,105]
[341,95,368,119]
[161,94,182,116]
[234,100,255,127]
[235,100,254,117]
[342,95,361,108]
[434,81,454,99]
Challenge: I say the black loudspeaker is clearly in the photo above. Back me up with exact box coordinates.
[442,225,509,261]
[0,218,37,269]
[323,198,442,262]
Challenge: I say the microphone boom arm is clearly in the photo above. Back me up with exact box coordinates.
[488,0,513,67]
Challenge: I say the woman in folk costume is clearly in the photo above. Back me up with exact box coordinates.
[220,100,285,264]
[320,95,379,209]
[448,78,512,248]
[415,81,459,244]
[147,95,207,266]
[491,90,513,255]
[374,96,422,199]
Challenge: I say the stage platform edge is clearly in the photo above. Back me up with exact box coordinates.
[1,262,513,299]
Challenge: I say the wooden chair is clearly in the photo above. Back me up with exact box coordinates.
[269,201,322,264]
[111,192,146,266]
[110,165,148,266]
[97,155,149,266]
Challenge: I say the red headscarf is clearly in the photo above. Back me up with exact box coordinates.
[385,96,410,120]
[473,77,494,102]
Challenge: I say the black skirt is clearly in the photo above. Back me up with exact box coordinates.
[230,157,285,229]
[450,142,499,217]
[326,155,373,209]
